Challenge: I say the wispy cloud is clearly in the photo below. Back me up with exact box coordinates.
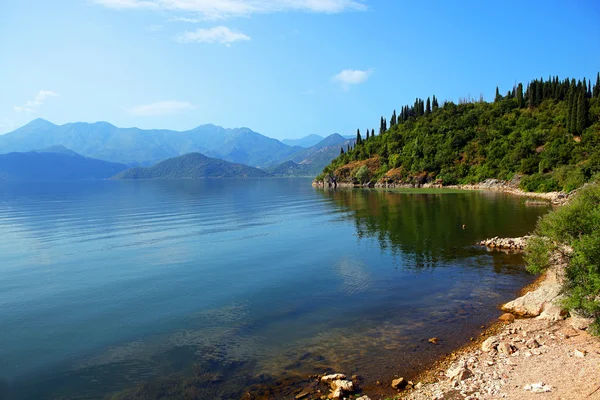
[127,100,197,116]
[169,16,202,23]
[14,90,60,113]
[174,26,250,45]
[93,0,367,19]
[333,69,372,89]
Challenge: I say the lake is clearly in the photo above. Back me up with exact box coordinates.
[0,179,550,399]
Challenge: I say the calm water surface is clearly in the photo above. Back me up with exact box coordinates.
[0,179,550,399]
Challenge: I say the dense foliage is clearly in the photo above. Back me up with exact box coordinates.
[525,183,600,334]
[113,153,269,179]
[319,74,600,192]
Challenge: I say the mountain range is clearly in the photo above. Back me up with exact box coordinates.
[0,119,353,178]
[114,153,268,180]
[0,147,127,181]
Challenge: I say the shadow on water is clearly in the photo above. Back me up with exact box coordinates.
[0,183,551,399]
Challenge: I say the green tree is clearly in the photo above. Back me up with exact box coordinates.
[494,86,501,102]
[594,72,600,98]
[356,129,362,145]
[426,97,431,114]
[390,110,397,127]
[576,89,589,134]
[516,83,524,107]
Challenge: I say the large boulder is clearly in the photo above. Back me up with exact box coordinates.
[502,282,561,317]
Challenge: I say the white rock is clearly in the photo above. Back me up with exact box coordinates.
[524,382,552,393]
[574,349,586,358]
[482,336,499,352]
[321,373,346,382]
[502,282,561,317]
[331,379,353,392]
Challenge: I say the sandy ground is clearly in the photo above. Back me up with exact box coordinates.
[398,317,600,400]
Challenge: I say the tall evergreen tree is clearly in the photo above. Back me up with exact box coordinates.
[356,129,362,145]
[576,89,589,135]
[366,128,370,140]
[371,129,375,138]
[495,86,502,102]
[426,97,431,114]
[535,79,543,106]
[432,95,439,110]
[340,147,345,155]
[390,110,397,127]
[516,83,524,108]
[594,72,600,98]
[568,88,577,133]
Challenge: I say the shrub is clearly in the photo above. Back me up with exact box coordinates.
[525,183,600,334]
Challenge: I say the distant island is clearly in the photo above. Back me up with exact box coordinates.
[113,153,269,180]
[317,73,600,193]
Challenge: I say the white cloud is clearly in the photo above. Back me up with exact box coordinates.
[127,100,197,116]
[333,69,372,89]
[93,0,366,19]
[14,90,59,113]
[169,16,202,23]
[175,26,250,45]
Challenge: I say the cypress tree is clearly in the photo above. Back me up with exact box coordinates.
[356,129,362,145]
[371,129,375,138]
[576,89,588,135]
[426,97,431,114]
[340,147,345,155]
[528,82,535,109]
[494,86,501,102]
[383,118,387,132]
[594,72,600,98]
[432,95,439,110]
[568,88,577,133]
[516,83,524,108]
[366,128,370,140]
[535,79,543,106]
[390,110,397,127]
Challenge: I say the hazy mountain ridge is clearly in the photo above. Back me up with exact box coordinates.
[0,149,127,181]
[281,134,324,148]
[0,119,351,177]
[113,153,269,179]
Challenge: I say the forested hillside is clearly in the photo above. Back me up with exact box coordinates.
[113,153,269,179]
[318,74,600,192]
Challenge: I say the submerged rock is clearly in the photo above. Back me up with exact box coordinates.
[321,373,346,382]
[391,377,407,389]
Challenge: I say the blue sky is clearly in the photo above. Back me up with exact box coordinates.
[1,0,599,139]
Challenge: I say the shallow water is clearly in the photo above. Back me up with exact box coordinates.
[0,179,549,399]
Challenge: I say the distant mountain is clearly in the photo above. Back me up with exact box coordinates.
[281,134,324,148]
[0,150,127,181]
[0,119,299,167]
[113,153,269,180]
[266,160,314,177]
[36,144,83,158]
[270,134,355,177]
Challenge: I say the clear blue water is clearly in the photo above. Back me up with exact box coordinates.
[0,179,549,399]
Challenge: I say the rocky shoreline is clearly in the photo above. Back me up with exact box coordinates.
[312,178,572,205]
[302,242,598,400]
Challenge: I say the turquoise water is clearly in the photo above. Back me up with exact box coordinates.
[0,179,549,399]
